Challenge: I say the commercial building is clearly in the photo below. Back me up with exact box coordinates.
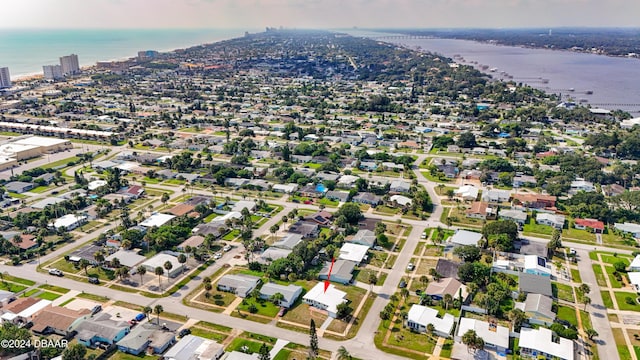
[13,136,73,153]
[60,54,80,76]
[0,143,42,161]
[43,65,63,80]
[0,67,12,88]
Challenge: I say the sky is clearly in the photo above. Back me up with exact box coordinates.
[1,0,639,29]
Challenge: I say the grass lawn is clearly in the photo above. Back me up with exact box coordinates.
[37,291,62,300]
[223,229,241,241]
[38,284,70,294]
[605,266,623,288]
[374,205,400,215]
[523,219,553,236]
[197,287,237,308]
[318,197,339,207]
[440,339,454,358]
[612,328,631,360]
[563,227,596,242]
[23,289,39,297]
[552,282,575,302]
[592,265,608,287]
[602,291,615,308]
[236,297,280,318]
[189,327,228,342]
[557,305,578,327]
[77,293,109,303]
[226,337,264,353]
[615,291,640,311]
[0,283,27,293]
[195,321,233,333]
[421,171,452,183]
[108,352,157,360]
[369,251,388,268]
[571,268,582,283]
[601,254,632,266]
[580,310,593,330]
[203,213,219,222]
[29,185,51,193]
[3,274,35,286]
[41,156,81,169]
[355,268,384,285]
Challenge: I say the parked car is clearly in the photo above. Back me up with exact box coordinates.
[399,280,407,288]
[214,252,222,260]
[91,305,102,315]
[134,313,146,322]
[407,263,415,271]
[88,277,100,284]
[48,269,63,277]
[374,246,385,251]
[278,307,287,317]
[178,328,191,338]
[223,245,232,252]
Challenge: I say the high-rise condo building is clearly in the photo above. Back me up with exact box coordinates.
[0,67,11,88]
[59,54,80,76]
[43,65,64,81]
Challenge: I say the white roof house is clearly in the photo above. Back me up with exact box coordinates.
[630,255,640,272]
[455,185,479,201]
[259,283,303,308]
[303,283,347,318]
[231,200,256,213]
[456,318,509,351]
[407,305,455,337]
[338,243,369,263]
[338,175,359,186]
[519,327,574,360]
[614,222,640,238]
[88,180,108,191]
[105,250,146,268]
[272,183,298,194]
[536,213,565,229]
[49,214,87,230]
[389,194,412,206]
[140,213,175,228]
[18,299,52,321]
[524,255,552,276]
[141,253,183,277]
[162,335,224,360]
[450,229,482,247]
[628,272,640,291]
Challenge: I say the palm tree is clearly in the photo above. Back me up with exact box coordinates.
[155,266,164,288]
[269,224,279,240]
[368,273,378,292]
[400,288,409,302]
[443,293,453,310]
[177,254,187,273]
[336,346,352,360]
[586,328,599,341]
[93,251,105,265]
[79,259,90,276]
[137,265,146,285]
[426,323,435,339]
[270,292,285,306]
[164,260,173,277]
[153,304,164,325]
[142,306,152,320]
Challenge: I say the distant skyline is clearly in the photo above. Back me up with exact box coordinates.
[2,0,639,29]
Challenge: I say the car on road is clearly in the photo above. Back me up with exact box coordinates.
[48,268,63,277]
[407,263,415,271]
[214,252,222,260]
[134,313,146,322]
[421,232,427,239]
[223,245,232,252]
[178,328,191,338]
[88,277,100,284]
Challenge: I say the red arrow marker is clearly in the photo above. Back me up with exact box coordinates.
[324,257,335,293]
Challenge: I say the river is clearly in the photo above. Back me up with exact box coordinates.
[350,31,640,115]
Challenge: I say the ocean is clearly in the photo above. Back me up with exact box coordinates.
[0,28,254,79]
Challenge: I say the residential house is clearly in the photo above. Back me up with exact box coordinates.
[139,213,175,228]
[305,210,333,226]
[359,161,378,171]
[338,175,359,188]
[9,234,38,251]
[454,185,479,201]
[231,200,256,213]
[0,298,51,325]
[438,164,458,179]
[141,253,184,278]
[456,318,509,353]
[574,218,605,233]
[351,192,382,206]
[105,250,146,269]
[167,203,196,217]
[0,290,15,307]
[465,201,496,220]
[407,305,455,338]
[177,235,205,251]
[424,277,468,301]
[513,175,537,188]
[319,259,356,285]
[629,272,640,291]
[514,294,555,326]
[498,209,528,226]
[117,323,175,355]
[614,222,640,238]
[603,184,625,197]
[536,213,565,229]
[338,243,369,264]
[48,214,87,230]
[272,184,298,194]
[273,234,303,250]
[118,185,145,199]
[76,313,131,347]
[287,221,319,239]
[482,189,511,203]
[298,185,325,198]
[259,283,303,308]
[524,255,552,277]
[513,193,556,209]
[569,179,595,194]
[449,229,482,247]
[302,283,347,318]
[630,255,640,272]
[217,274,261,298]
[389,180,410,193]
[258,248,292,264]
[348,229,376,248]
[519,327,574,360]
[325,190,349,203]
[518,273,553,297]
[162,335,224,360]
[389,194,412,208]
[4,181,34,193]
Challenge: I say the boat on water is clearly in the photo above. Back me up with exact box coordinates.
[585,90,593,95]
[568,88,575,92]
[490,67,498,72]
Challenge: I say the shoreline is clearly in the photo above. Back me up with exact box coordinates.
[9,29,247,82]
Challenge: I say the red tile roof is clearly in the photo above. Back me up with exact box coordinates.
[575,218,605,231]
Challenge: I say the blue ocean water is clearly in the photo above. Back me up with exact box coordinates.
[0,28,254,79]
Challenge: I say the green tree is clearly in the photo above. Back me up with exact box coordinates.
[161,192,170,205]
[335,203,363,225]
[137,265,147,285]
[178,253,187,273]
[586,328,599,341]
[462,329,485,353]
[258,343,271,360]
[62,343,86,360]
[453,245,481,262]
[155,266,164,288]
[79,258,90,275]
[508,308,527,332]
[337,346,352,360]
[309,319,319,359]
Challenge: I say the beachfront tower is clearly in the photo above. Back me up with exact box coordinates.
[0,67,11,89]
[43,65,64,81]
[59,54,80,76]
